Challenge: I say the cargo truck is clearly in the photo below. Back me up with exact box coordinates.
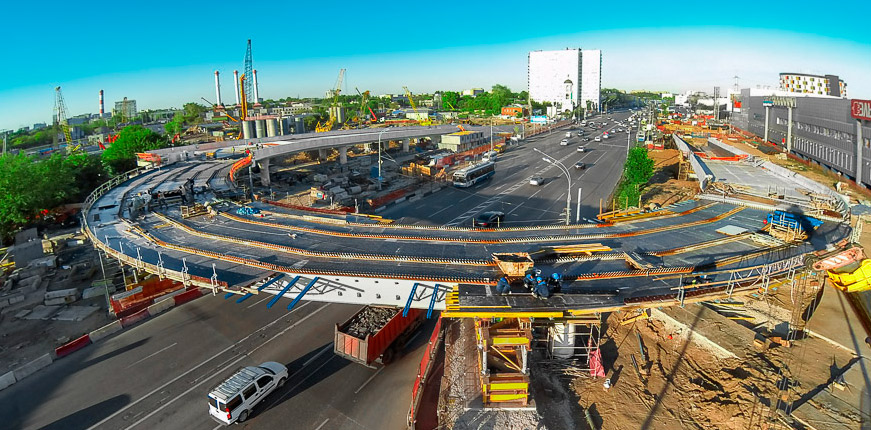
[334,306,425,367]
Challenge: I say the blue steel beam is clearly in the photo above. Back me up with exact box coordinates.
[236,273,285,303]
[427,284,439,319]
[287,277,320,311]
[403,282,420,317]
[267,275,300,309]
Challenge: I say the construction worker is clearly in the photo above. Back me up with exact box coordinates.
[548,272,563,294]
[533,273,550,299]
[523,268,539,292]
[496,276,511,295]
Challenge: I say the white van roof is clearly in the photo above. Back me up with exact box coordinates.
[209,366,268,402]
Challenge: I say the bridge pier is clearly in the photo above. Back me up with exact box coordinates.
[339,146,348,165]
[259,158,271,186]
[402,138,410,152]
[318,148,328,162]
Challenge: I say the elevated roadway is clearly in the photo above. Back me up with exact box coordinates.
[83,117,851,318]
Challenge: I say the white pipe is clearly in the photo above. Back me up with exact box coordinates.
[253,69,260,103]
[233,70,240,106]
[214,71,222,106]
[576,187,582,222]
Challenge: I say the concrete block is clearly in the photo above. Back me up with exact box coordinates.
[147,298,175,316]
[88,320,123,343]
[0,371,16,391]
[44,288,78,301]
[82,285,115,299]
[12,353,52,381]
[8,295,23,305]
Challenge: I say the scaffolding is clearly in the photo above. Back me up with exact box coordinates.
[543,314,602,370]
[474,318,531,407]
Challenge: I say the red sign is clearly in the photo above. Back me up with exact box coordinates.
[851,99,871,121]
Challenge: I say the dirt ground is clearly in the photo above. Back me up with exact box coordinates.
[569,305,854,430]
[642,149,698,208]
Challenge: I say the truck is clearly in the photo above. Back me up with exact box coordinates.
[334,305,424,367]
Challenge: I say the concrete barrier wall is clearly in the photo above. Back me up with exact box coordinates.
[707,137,751,158]
[120,309,150,328]
[173,289,203,306]
[88,320,123,343]
[147,298,175,316]
[0,371,16,391]
[55,334,92,359]
[13,353,52,381]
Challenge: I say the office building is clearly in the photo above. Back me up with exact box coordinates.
[779,73,847,98]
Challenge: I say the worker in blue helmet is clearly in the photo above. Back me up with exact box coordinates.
[523,268,540,292]
[548,272,563,294]
[533,273,550,299]
[496,276,511,295]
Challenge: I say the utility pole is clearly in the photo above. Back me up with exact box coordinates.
[0,130,10,155]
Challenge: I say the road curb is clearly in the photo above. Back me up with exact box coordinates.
[0,287,208,393]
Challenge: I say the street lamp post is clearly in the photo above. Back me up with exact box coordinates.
[533,148,572,225]
[377,129,387,190]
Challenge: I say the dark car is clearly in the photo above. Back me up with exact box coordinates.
[583,137,591,142]
[473,211,505,227]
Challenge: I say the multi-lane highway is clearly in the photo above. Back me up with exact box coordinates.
[381,112,635,226]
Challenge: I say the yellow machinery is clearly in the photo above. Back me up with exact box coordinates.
[402,86,432,126]
[317,69,345,133]
[54,87,80,153]
[475,318,531,406]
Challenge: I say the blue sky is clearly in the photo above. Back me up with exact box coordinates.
[2,1,869,130]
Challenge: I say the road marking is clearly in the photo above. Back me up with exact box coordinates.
[354,367,385,394]
[247,295,272,309]
[303,344,333,368]
[121,303,330,430]
[265,355,337,409]
[314,419,331,430]
[88,301,315,430]
[125,343,177,369]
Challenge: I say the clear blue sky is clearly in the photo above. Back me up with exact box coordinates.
[2,1,869,130]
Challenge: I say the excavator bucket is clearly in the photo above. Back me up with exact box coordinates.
[827,259,871,293]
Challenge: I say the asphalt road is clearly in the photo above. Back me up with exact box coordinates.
[380,111,636,226]
[0,292,436,430]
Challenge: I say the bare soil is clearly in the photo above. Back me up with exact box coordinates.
[642,149,698,208]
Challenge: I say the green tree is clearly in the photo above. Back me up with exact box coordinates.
[441,91,460,110]
[182,103,205,124]
[0,153,79,240]
[101,125,168,175]
[624,146,655,185]
[165,112,184,136]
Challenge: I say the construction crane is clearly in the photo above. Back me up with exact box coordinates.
[316,69,344,133]
[242,40,254,113]
[356,87,377,123]
[403,86,431,126]
[54,87,80,153]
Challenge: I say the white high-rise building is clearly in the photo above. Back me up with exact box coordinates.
[528,48,602,115]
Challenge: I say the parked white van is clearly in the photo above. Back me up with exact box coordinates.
[208,362,288,425]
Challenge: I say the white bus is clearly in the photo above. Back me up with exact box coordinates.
[453,161,496,187]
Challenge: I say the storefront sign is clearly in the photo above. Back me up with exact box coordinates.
[851,99,871,121]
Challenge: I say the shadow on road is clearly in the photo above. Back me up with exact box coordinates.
[80,337,149,368]
[39,394,131,430]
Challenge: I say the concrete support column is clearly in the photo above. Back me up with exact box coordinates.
[368,142,377,152]
[318,148,328,161]
[786,106,794,153]
[858,119,865,185]
[763,106,770,144]
[339,146,348,165]
[402,138,410,152]
[259,158,271,187]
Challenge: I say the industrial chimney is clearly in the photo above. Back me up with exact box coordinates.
[99,90,104,115]
[233,70,240,106]
[214,70,223,107]
[253,69,260,105]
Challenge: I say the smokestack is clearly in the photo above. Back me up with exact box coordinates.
[214,70,223,107]
[233,70,240,106]
[99,90,104,115]
[253,69,260,104]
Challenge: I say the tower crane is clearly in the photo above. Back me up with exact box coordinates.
[317,69,345,133]
[54,87,81,153]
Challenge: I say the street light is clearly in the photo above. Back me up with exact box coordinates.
[533,147,572,225]
[377,129,388,190]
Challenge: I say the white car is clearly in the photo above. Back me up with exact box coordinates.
[529,176,544,186]
[577,146,586,153]
[560,139,569,146]
[594,137,602,142]
[208,362,288,425]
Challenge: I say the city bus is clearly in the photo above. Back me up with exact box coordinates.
[453,161,496,187]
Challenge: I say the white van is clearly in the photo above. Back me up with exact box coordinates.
[208,362,288,425]
[482,150,498,163]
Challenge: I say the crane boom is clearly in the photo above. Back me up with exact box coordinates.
[54,87,79,153]
[317,69,345,132]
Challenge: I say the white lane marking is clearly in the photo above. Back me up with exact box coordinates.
[125,343,177,369]
[247,295,272,309]
[88,301,313,430]
[314,419,331,430]
[354,367,385,394]
[303,344,333,368]
[121,303,330,430]
[265,355,337,409]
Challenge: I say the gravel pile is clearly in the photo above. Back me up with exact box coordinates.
[343,306,397,338]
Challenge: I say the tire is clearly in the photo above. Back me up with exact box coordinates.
[276,377,286,389]
[237,410,249,423]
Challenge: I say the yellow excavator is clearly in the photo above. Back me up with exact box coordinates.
[317,69,345,133]
[403,86,432,126]
[810,241,871,341]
